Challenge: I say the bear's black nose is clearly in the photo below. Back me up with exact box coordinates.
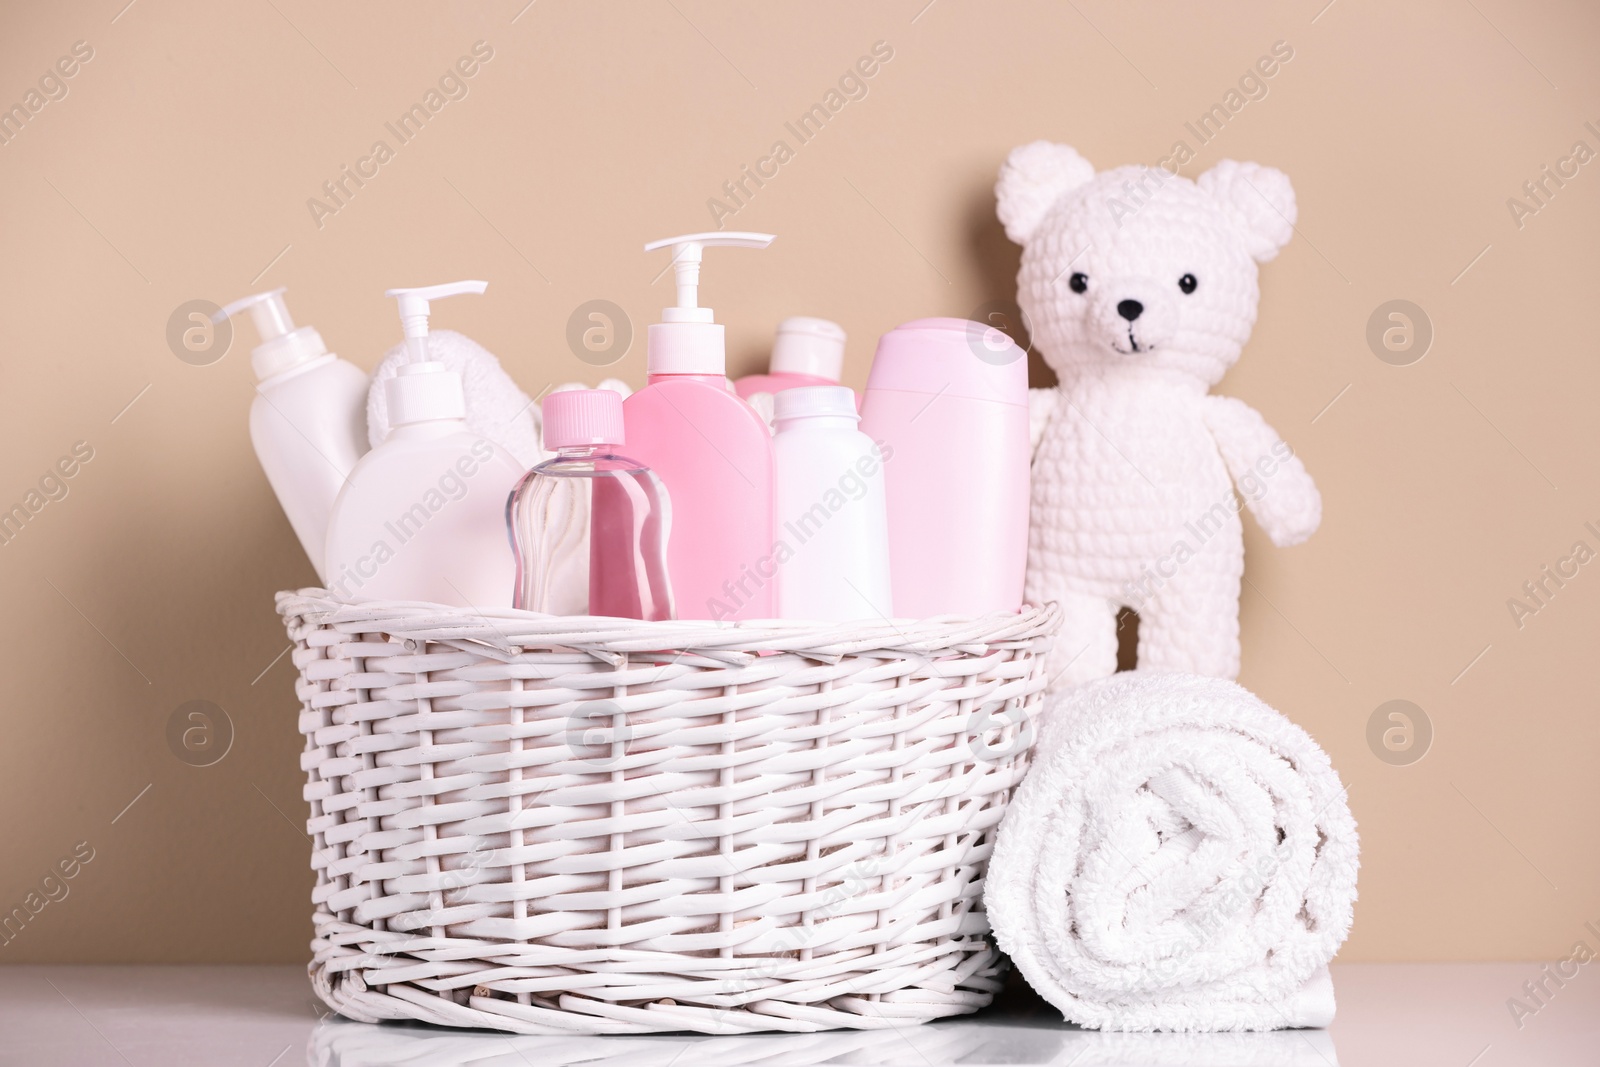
[1117,299,1144,322]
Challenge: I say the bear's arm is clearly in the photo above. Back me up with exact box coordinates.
[1201,395,1322,547]
[1028,387,1061,456]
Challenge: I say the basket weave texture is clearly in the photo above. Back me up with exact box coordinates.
[279,590,1059,1035]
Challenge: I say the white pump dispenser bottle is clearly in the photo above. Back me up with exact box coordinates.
[213,288,368,581]
[323,281,526,608]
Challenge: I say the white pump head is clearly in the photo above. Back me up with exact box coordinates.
[213,288,329,382]
[644,232,774,375]
[381,280,488,426]
[387,279,489,364]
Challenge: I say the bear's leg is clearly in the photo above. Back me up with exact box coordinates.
[1136,556,1243,680]
[1041,588,1120,690]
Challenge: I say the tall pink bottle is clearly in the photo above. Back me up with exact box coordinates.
[620,232,777,621]
[859,318,1030,617]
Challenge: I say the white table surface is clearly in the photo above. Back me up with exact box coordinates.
[0,963,1593,1066]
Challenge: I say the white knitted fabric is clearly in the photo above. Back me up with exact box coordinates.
[546,377,632,413]
[1000,142,1321,687]
[985,672,1359,1032]
[367,329,540,466]
[744,388,778,431]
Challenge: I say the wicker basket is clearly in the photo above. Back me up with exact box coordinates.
[278,590,1059,1035]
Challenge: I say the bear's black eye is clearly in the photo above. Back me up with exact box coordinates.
[1069,272,1088,294]
[1178,273,1198,295]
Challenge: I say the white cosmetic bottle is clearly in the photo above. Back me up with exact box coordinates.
[213,289,368,581]
[773,385,893,620]
[323,281,525,608]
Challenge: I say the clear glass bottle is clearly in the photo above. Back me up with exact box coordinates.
[507,389,674,619]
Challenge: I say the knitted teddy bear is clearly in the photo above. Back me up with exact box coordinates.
[997,142,1320,688]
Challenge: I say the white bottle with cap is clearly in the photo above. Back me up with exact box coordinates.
[617,232,777,621]
[734,316,848,401]
[772,385,892,621]
[213,288,368,581]
[323,281,526,607]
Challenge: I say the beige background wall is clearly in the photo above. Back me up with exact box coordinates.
[0,0,1595,963]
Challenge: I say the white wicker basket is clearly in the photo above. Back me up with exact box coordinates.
[279,590,1059,1035]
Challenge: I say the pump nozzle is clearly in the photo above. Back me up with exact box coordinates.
[385,280,488,365]
[643,233,773,375]
[213,288,330,381]
[216,287,294,339]
[377,280,489,428]
[644,233,774,323]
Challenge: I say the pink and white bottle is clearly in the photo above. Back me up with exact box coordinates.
[734,316,847,400]
[859,318,1030,617]
[507,389,673,620]
[618,232,777,621]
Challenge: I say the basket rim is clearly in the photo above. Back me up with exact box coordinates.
[277,588,1060,660]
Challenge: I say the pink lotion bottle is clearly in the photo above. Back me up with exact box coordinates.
[859,317,1030,617]
[619,232,777,621]
[734,316,847,400]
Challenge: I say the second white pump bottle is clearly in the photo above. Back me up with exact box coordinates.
[323,281,525,608]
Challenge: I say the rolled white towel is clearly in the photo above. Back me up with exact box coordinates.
[986,672,1358,1032]
[367,329,541,465]
[545,377,631,410]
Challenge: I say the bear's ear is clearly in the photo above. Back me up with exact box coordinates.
[996,141,1096,246]
[1197,160,1296,262]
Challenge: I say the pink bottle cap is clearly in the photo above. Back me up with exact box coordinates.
[865,317,1029,406]
[542,389,624,449]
